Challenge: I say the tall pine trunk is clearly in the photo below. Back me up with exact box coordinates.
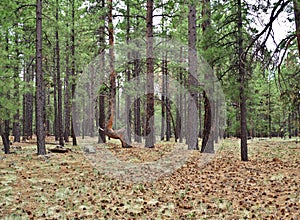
[161,54,166,141]
[145,0,155,148]
[125,0,132,143]
[64,36,71,142]
[133,51,142,143]
[36,0,46,155]
[62,0,72,143]
[201,0,214,153]
[187,3,199,150]
[177,46,183,143]
[98,0,106,144]
[53,47,58,140]
[165,54,171,141]
[2,35,10,154]
[70,0,77,146]
[13,35,21,142]
[23,61,34,140]
[238,0,248,161]
[56,0,64,146]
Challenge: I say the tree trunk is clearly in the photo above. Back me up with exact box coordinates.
[201,0,214,153]
[97,0,106,144]
[3,36,11,151]
[36,0,46,155]
[98,94,106,143]
[214,94,220,143]
[296,109,299,137]
[23,61,34,140]
[161,54,166,141]
[161,98,177,140]
[187,3,199,150]
[145,0,155,148]
[53,47,58,140]
[125,0,132,143]
[288,110,292,139]
[178,46,183,143]
[175,103,180,142]
[82,95,86,139]
[64,36,71,142]
[165,55,171,141]
[201,91,214,152]
[198,95,202,138]
[63,5,71,143]
[238,0,248,161]
[184,89,187,142]
[88,66,95,137]
[125,70,132,143]
[133,52,142,143]
[13,36,21,142]
[46,83,51,135]
[56,0,64,146]
[102,0,131,148]
[71,0,77,146]
[268,78,272,138]
[0,122,10,154]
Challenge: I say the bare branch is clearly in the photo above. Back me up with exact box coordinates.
[245,0,291,56]
[15,4,36,13]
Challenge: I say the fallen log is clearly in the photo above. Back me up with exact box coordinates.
[48,146,71,153]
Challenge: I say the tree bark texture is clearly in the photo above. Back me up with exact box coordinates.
[103,0,131,148]
[133,53,142,143]
[36,0,46,155]
[64,36,71,142]
[187,3,199,150]
[201,0,214,153]
[23,62,34,140]
[13,36,21,142]
[238,0,248,161]
[70,0,77,146]
[0,122,10,154]
[56,0,64,146]
[145,0,155,148]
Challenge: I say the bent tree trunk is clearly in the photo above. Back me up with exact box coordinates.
[103,0,131,148]
[201,90,213,152]
[201,0,214,153]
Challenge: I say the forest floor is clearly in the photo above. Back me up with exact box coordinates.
[0,137,299,219]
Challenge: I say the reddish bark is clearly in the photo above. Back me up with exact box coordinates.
[103,0,131,148]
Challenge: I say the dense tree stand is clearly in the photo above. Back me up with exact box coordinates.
[0,0,299,164]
